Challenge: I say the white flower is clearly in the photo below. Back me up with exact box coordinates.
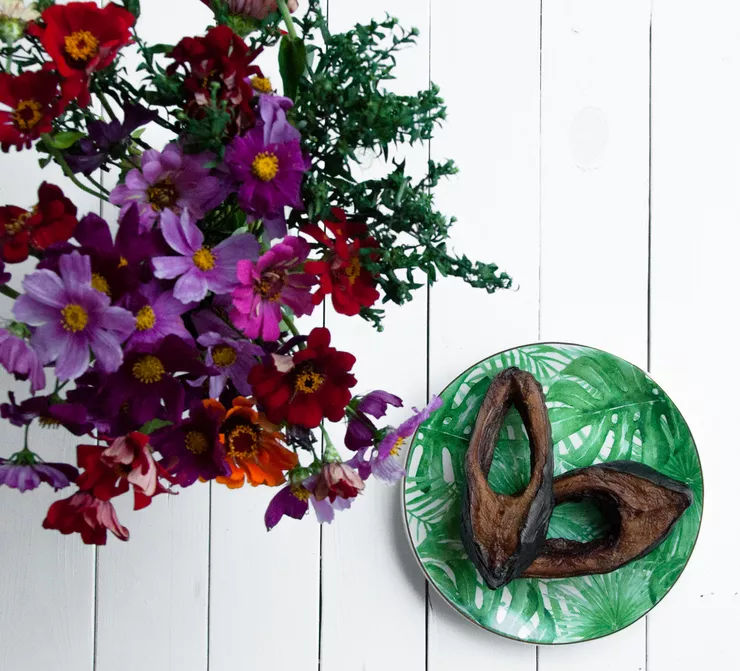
[0,0,39,22]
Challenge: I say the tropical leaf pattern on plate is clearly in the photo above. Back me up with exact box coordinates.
[404,344,703,644]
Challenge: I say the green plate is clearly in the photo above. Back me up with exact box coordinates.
[403,343,703,644]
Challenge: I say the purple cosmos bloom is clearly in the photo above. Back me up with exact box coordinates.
[196,331,262,398]
[110,143,229,231]
[0,328,45,393]
[0,259,10,285]
[98,335,214,430]
[230,236,316,341]
[150,400,230,487]
[13,252,136,381]
[152,209,260,304]
[345,389,403,450]
[66,102,159,175]
[1,391,93,436]
[225,125,309,224]
[0,457,78,492]
[259,95,301,144]
[122,281,196,350]
[265,481,310,530]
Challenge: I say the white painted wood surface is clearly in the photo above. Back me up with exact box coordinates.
[1,1,738,669]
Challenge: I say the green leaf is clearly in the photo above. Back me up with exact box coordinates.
[49,131,85,150]
[138,418,172,434]
[122,0,141,18]
[278,35,307,100]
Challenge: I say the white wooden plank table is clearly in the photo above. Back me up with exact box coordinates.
[1,1,737,669]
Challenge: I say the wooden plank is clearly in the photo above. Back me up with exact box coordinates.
[648,1,740,668]
[426,0,541,668]
[318,1,430,670]
[93,2,214,670]
[538,0,650,669]
[0,150,98,671]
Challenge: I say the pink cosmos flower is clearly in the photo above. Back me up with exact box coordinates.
[230,235,315,341]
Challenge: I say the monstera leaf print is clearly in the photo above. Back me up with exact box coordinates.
[547,351,676,470]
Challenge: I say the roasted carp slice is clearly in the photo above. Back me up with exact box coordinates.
[522,461,693,579]
[461,367,554,589]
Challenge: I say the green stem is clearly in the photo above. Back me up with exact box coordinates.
[282,312,300,338]
[0,284,20,300]
[40,134,108,200]
[96,88,117,121]
[277,0,298,40]
[320,424,341,462]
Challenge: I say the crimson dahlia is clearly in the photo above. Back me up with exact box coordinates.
[249,327,356,429]
[0,70,61,151]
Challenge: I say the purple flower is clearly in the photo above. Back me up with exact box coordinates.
[1,391,93,436]
[345,389,403,450]
[259,95,301,144]
[110,143,228,231]
[0,457,78,493]
[305,473,355,523]
[150,400,230,487]
[225,125,309,223]
[98,335,214,430]
[152,209,260,303]
[196,331,262,398]
[121,281,196,350]
[230,236,316,341]
[0,259,10,285]
[66,102,159,175]
[0,328,45,393]
[13,252,136,381]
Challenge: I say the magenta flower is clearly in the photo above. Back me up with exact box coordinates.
[122,281,196,350]
[0,457,78,493]
[152,209,260,303]
[230,236,315,341]
[345,389,403,450]
[0,328,45,393]
[13,252,136,381]
[1,392,93,436]
[110,143,228,231]
[225,126,309,221]
[196,331,262,398]
[0,259,10,285]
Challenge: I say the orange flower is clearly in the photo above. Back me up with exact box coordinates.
[216,397,297,488]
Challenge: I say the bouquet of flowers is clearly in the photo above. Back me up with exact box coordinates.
[0,0,510,544]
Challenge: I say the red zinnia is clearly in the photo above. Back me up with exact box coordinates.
[249,327,357,429]
[0,182,78,263]
[29,2,136,107]
[43,491,129,545]
[0,70,62,152]
[303,208,381,316]
[167,25,261,135]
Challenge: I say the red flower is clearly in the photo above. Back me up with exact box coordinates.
[303,209,381,316]
[0,182,78,263]
[43,491,129,545]
[249,327,357,429]
[167,25,261,135]
[29,2,135,107]
[313,463,365,503]
[0,71,62,152]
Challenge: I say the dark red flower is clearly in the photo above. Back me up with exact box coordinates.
[29,2,136,107]
[303,209,381,316]
[313,462,365,503]
[167,25,261,135]
[43,491,129,545]
[0,182,78,263]
[249,327,357,428]
[0,70,62,152]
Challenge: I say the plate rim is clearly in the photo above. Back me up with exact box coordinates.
[401,340,705,646]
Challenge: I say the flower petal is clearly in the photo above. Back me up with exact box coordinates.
[20,269,66,309]
[160,208,202,255]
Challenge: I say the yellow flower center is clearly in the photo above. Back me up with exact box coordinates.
[13,99,43,131]
[192,247,216,271]
[212,344,237,368]
[344,256,361,285]
[60,304,88,333]
[228,424,259,459]
[185,430,209,455]
[251,76,273,94]
[255,272,283,302]
[118,256,129,268]
[389,435,405,457]
[91,273,111,296]
[294,369,325,395]
[64,30,99,62]
[4,212,29,236]
[146,178,178,212]
[290,485,311,501]
[135,305,157,331]
[251,152,279,182]
[132,355,165,384]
